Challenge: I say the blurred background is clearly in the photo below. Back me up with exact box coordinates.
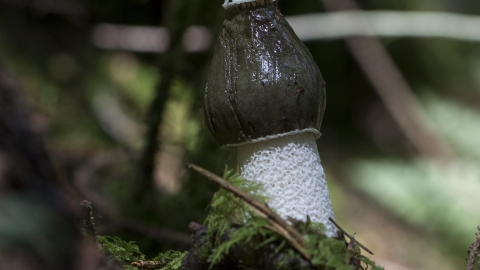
[1,0,480,269]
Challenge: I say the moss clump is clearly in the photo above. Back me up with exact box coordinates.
[203,168,281,267]
[97,235,186,270]
[97,235,145,269]
[152,250,188,270]
[94,167,384,270]
[202,168,384,270]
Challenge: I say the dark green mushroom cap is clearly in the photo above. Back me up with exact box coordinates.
[204,0,326,147]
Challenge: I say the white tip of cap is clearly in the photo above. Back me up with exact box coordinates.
[222,0,275,8]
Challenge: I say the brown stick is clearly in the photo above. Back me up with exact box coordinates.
[187,164,311,261]
[132,260,168,269]
[466,227,480,270]
[328,217,373,255]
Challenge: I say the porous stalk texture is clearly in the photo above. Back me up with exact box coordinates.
[237,132,336,237]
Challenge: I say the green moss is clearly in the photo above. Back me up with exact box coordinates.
[97,236,187,270]
[203,168,277,267]
[153,250,188,270]
[361,256,385,270]
[95,167,384,270]
[97,235,145,269]
[204,168,268,238]
[202,167,384,270]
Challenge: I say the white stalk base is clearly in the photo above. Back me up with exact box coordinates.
[237,132,336,237]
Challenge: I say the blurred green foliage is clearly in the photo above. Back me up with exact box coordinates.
[0,0,480,269]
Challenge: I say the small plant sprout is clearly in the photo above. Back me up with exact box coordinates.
[204,0,336,236]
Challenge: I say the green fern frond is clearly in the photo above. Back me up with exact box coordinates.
[94,166,383,270]
[97,235,145,269]
[153,250,187,270]
[204,168,383,269]
[361,256,385,270]
[203,167,275,268]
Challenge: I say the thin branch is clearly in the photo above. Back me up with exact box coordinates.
[321,0,454,161]
[132,260,168,269]
[328,217,373,255]
[187,164,311,262]
[466,227,480,270]
[92,12,480,53]
[286,11,480,43]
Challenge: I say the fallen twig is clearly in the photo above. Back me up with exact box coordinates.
[132,260,168,269]
[187,164,311,261]
[329,217,373,255]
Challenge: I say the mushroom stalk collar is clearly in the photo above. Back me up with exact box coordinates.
[238,132,336,237]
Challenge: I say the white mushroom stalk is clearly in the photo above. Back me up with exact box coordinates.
[204,0,336,237]
[237,132,336,236]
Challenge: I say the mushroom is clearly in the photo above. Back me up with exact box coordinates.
[204,0,336,236]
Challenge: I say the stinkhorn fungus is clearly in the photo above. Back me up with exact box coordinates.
[204,0,336,236]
